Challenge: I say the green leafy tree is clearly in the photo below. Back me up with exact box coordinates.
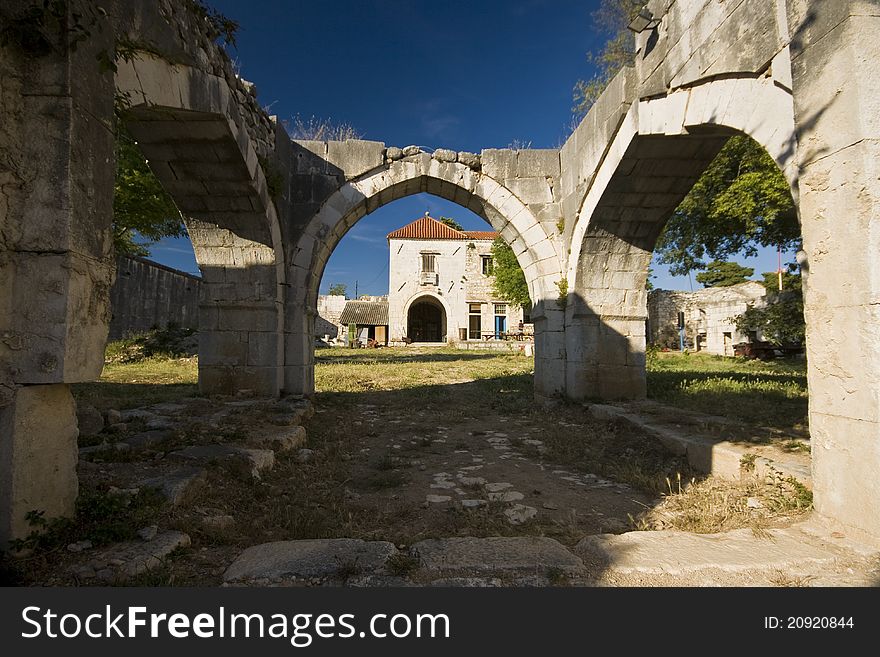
[490,237,530,307]
[655,136,798,276]
[439,216,464,231]
[695,261,754,288]
[113,124,185,256]
[328,283,347,297]
[735,268,804,346]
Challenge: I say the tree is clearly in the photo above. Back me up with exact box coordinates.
[735,268,804,346]
[328,283,347,297]
[694,261,754,288]
[573,2,799,276]
[113,124,186,256]
[654,136,799,276]
[439,216,464,231]
[490,237,530,307]
[572,0,643,116]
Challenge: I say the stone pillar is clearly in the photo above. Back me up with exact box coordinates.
[564,250,651,401]
[0,386,79,545]
[533,304,567,401]
[195,268,283,397]
[564,311,647,401]
[788,0,880,539]
[0,0,115,544]
[283,308,315,397]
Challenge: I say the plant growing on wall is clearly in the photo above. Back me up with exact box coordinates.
[490,237,531,308]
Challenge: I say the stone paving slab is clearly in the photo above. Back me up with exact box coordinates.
[575,528,840,577]
[224,539,398,583]
[412,537,583,575]
[139,467,207,505]
[70,531,190,583]
[171,444,274,477]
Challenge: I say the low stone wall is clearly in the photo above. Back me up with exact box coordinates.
[108,256,201,340]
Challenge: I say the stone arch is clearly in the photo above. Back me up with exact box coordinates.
[565,75,799,400]
[283,155,563,396]
[115,53,287,395]
[402,291,452,343]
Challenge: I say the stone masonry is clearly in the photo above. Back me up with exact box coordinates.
[647,282,767,354]
[1,0,879,543]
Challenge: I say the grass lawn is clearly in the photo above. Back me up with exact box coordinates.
[646,350,808,434]
[72,356,198,411]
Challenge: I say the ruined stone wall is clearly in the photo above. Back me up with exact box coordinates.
[647,282,766,354]
[316,294,346,339]
[108,256,201,340]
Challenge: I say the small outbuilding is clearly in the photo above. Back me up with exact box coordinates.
[338,299,389,346]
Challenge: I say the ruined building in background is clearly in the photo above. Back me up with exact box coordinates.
[386,214,531,344]
[648,282,767,354]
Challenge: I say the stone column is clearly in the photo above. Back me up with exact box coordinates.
[533,304,567,401]
[190,227,284,397]
[0,0,115,544]
[788,0,880,540]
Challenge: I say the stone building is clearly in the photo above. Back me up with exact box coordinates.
[647,281,767,355]
[315,294,346,340]
[387,214,528,344]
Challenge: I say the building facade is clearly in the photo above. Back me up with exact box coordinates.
[647,281,767,355]
[387,214,528,344]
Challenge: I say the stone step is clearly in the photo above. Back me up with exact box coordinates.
[138,467,207,506]
[411,537,583,577]
[574,527,855,585]
[170,444,275,477]
[224,539,398,584]
[68,530,190,583]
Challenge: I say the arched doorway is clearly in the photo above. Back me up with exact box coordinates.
[407,297,446,342]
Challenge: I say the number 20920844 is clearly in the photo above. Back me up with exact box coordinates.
[764,617,854,629]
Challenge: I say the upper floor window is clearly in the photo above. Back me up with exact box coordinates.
[421,253,436,273]
[481,255,494,275]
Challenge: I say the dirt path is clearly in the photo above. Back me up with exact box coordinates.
[332,397,657,544]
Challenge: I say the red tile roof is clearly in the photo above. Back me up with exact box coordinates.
[463,231,498,240]
[387,215,497,241]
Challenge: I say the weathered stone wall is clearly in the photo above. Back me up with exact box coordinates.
[647,282,766,354]
[316,294,346,339]
[108,256,201,340]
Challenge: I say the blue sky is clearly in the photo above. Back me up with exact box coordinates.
[146,0,791,294]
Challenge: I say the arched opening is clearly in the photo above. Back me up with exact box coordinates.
[407,296,447,343]
[566,78,812,531]
[287,153,564,400]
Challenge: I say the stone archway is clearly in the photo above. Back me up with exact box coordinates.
[407,298,446,343]
[284,155,564,399]
[565,75,799,400]
[403,293,450,343]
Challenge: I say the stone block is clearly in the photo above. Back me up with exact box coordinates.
[224,539,398,583]
[480,149,517,180]
[516,149,560,178]
[0,384,78,545]
[412,537,581,575]
[327,140,385,179]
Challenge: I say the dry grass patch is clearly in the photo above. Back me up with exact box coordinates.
[634,470,812,534]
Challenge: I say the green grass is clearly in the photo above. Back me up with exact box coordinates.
[646,351,808,432]
[72,356,198,411]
